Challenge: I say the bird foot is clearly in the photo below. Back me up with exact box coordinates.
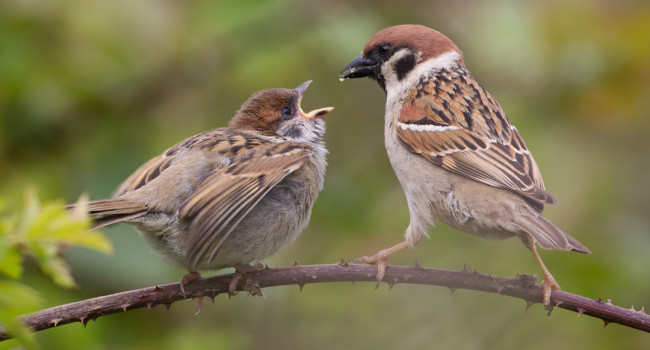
[180,271,202,297]
[354,242,409,283]
[354,251,390,283]
[229,263,265,296]
[541,274,561,308]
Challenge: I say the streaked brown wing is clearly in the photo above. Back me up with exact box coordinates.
[113,155,175,197]
[113,128,267,197]
[181,142,313,270]
[397,69,556,205]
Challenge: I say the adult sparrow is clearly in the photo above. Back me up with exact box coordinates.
[339,25,589,306]
[68,81,333,294]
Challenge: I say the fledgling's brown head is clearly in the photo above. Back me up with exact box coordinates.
[229,81,334,143]
[339,25,465,92]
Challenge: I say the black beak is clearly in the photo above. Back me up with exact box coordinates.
[338,54,378,80]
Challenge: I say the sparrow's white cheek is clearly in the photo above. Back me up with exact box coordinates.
[381,48,410,92]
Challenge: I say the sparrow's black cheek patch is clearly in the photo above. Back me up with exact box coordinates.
[395,54,416,81]
[284,126,302,139]
[373,74,387,93]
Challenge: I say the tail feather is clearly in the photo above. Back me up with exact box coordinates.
[516,215,590,254]
[66,198,148,229]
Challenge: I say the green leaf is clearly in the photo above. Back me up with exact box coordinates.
[0,280,42,350]
[7,191,114,287]
[0,246,23,279]
[28,195,113,254]
[0,190,115,347]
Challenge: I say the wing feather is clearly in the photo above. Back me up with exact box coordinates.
[180,142,313,270]
[113,128,267,197]
[397,68,556,206]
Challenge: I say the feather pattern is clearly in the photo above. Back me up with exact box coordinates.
[396,66,556,207]
[114,129,267,196]
[180,142,313,270]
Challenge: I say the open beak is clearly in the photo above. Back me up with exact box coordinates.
[294,80,334,119]
[338,54,378,80]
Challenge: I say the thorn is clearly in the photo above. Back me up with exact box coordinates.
[195,297,204,316]
[293,261,301,266]
[525,300,535,311]
[555,300,563,308]
[298,283,305,291]
[79,316,89,327]
[164,303,172,311]
[121,304,129,312]
[495,286,504,294]
[374,280,381,290]
[629,305,636,312]
[51,318,62,327]
[209,295,216,304]
[596,297,604,304]
[641,306,646,314]
[449,287,457,295]
[387,278,397,291]
[576,307,585,317]
[414,260,421,268]
[91,315,98,324]
[606,299,612,305]
[153,285,162,292]
[146,303,154,309]
[351,281,355,286]
[264,264,269,269]
[603,320,610,328]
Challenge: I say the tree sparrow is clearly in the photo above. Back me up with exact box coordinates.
[339,25,589,306]
[68,81,333,294]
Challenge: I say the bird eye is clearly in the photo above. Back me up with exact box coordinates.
[280,106,293,120]
[378,44,391,56]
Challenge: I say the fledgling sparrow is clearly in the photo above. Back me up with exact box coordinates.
[339,24,589,306]
[68,81,333,294]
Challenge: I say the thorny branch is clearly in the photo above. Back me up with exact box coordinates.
[0,262,648,341]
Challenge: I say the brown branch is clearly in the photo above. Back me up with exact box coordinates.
[1,262,648,341]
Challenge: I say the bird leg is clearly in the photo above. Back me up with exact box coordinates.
[528,244,561,307]
[180,271,202,297]
[229,263,265,296]
[354,241,409,282]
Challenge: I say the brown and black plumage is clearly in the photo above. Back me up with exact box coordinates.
[340,24,588,306]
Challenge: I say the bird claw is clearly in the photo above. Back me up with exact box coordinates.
[541,275,561,307]
[229,263,265,296]
[180,271,202,297]
[354,253,389,282]
[354,242,409,283]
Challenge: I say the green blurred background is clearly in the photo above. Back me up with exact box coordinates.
[2,0,650,348]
